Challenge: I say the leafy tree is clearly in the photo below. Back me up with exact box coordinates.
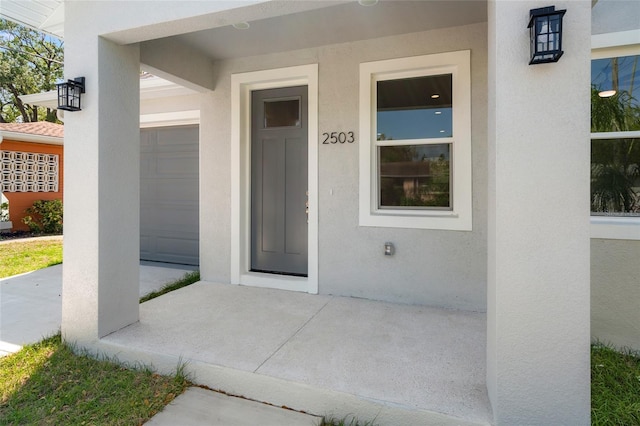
[0,18,63,123]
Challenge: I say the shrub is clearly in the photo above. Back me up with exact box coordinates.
[0,202,8,222]
[22,199,63,234]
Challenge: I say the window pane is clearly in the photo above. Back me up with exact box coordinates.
[264,99,300,128]
[377,75,452,140]
[550,16,561,33]
[591,55,640,132]
[379,144,451,209]
[591,138,640,216]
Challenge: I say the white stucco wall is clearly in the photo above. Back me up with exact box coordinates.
[62,7,141,341]
[487,0,591,423]
[199,22,488,311]
[591,239,640,351]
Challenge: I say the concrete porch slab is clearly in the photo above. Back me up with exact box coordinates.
[94,281,492,425]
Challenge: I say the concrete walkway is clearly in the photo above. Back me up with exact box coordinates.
[147,387,321,425]
[0,261,194,356]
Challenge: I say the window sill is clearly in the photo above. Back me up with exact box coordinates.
[591,216,640,240]
[359,210,471,231]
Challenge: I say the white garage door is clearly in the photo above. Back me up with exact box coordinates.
[140,125,199,265]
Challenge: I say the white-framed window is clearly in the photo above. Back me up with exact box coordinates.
[358,50,472,230]
[591,40,640,240]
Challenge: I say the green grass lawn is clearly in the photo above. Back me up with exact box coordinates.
[0,239,63,278]
[0,334,190,425]
[591,344,640,425]
[140,270,200,303]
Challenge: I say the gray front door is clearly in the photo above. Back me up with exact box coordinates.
[251,86,308,276]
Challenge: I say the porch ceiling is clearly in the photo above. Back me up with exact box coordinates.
[163,1,488,61]
[0,0,64,38]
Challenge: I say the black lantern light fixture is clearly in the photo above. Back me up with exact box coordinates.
[57,77,85,111]
[528,6,566,65]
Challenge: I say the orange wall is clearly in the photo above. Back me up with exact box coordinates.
[1,139,63,232]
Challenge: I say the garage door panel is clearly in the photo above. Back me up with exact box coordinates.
[154,143,198,153]
[140,125,199,265]
[156,154,198,176]
[142,153,198,178]
[140,235,151,257]
[141,240,198,264]
[146,178,198,201]
[157,236,199,255]
[140,231,199,265]
[140,180,198,202]
[157,129,198,149]
[141,207,197,229]
[141,131,154,152]
[140,157,154,175]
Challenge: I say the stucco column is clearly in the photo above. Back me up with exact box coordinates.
[62,25,141,342]
[487,1,591,424]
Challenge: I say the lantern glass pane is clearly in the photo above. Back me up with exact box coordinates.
[537,34,548,51]
[57,84,68,109]
[57,86,64,106]
[71,86,79,109]
[549,33,558,51]
[530,26,535,51]
[536,17,548,35]
[550,16,561,32]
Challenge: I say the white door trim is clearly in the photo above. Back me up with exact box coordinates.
[231,64,318,294]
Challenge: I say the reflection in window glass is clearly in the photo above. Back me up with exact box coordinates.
[377,75,452,140]
[591,138,640,216]
[379,144,451,209]
[591,55,640,132]
[264,98,300,128]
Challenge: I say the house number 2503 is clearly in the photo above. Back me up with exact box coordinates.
[322,131,355,144]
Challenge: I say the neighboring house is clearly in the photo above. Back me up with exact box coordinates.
[1,0,639,424]
[0,122,64,232]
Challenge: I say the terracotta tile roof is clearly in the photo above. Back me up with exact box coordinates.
[0,122,64,139]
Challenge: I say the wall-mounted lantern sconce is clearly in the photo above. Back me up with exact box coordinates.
[528,6,566,65]
[57,77,85,111]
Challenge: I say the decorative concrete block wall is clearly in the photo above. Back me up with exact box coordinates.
[0,140,63,231]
